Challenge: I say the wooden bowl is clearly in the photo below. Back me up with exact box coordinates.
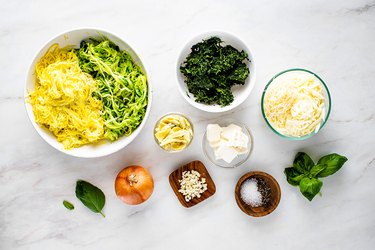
[235,171,281,217]
[169,160,216,208]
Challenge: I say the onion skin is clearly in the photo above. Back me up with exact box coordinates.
[115,165,154,205]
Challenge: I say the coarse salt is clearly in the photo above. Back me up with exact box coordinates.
[240,178,263,207]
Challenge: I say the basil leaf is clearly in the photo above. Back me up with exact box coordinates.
[309,164,327,178]
[299,177,323,201]
[284,167,305,186]
[293,152,315,173]
[63,200,74,210]
[316,153,348,178]
[75,180,106,217]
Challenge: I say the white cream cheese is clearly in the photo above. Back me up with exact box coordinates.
[206,123,249,163]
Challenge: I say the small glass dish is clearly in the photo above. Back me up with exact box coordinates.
[261,68,331,140]
[153,112,194,153]
[202,120,253,168]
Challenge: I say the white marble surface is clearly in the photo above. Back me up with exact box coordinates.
[1,0,375,249]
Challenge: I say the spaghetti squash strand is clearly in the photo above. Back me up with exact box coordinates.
[29,44,104,149]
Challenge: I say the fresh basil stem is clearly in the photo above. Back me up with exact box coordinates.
[284,152,348,201]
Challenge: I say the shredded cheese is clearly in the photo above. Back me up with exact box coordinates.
[29,44,105,149]
[263,71,325,137]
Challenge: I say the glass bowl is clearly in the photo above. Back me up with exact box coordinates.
[202,120,254,168]
[261,68,331,140]
[153,113,194,153]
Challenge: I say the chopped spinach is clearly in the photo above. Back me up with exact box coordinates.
[180,37,250,107]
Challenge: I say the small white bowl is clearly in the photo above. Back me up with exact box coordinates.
[24,28,152,158]
[176,31,256,113]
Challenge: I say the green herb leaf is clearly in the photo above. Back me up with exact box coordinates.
[63,200,74,210]
[316,153,348,178]
[75,180,106,217]
[284,167,306,186]
[299,177,323,201]
[285,152,348,201]
[309,164,327,178]
[293,152,315,173]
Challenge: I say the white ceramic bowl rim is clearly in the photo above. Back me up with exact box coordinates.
[24,27,152,158]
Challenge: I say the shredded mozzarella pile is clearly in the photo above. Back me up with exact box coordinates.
[29,44,104,149]
[263,72,325,137]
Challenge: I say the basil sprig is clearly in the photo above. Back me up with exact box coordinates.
[284,152,348,201]
[75,180,106,217]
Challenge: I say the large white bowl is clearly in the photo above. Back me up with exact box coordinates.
[176,31,256,113]
[24,28,152,158]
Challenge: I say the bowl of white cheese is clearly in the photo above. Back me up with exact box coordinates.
[202,120,253,168]
[261,68,331,140]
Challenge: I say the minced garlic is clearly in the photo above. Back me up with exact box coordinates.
[178,170,208,202]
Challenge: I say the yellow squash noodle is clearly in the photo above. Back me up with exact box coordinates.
[29,44,104,149]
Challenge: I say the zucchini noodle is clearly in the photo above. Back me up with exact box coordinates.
[77,39,148,141]
[29,44,104,149]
